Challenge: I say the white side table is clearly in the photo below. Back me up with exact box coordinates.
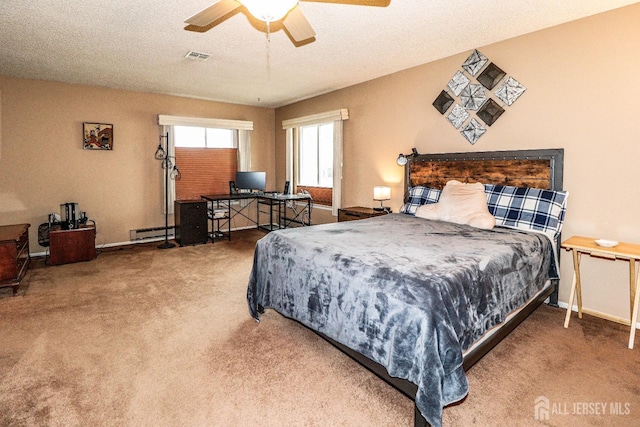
[562,236,640,349]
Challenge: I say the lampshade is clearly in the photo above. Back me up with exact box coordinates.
[396,148,419,166]
[154,143,166,160]
[170,165,181,180]
[239,0,298,22]
[161,157,173,169]
[373,186,391,201]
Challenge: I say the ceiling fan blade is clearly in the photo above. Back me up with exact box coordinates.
[282,6,316,42]
[302,0,390,6]
[185,0,241,27]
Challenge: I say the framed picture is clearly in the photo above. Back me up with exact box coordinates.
[83,122,113,150]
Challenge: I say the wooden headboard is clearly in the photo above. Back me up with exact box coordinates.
[405,148,564,195]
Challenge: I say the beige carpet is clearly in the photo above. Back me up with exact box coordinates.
[1,229,638,426]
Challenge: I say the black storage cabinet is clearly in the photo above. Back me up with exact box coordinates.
[174,200,208,246]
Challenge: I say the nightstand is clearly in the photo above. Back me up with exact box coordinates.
[338,206,389,222]
[561,236,640,349]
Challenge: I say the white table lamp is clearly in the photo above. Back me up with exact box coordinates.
[373,186,391,211]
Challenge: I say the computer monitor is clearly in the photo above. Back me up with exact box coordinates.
[235,171,266,192]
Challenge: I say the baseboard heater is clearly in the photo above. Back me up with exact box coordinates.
[129,226,175,241]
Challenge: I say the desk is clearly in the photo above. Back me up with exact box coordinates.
[257,194,312,232]
[200,193,312,241]
[561,236,640,349]
[200,194,256,242]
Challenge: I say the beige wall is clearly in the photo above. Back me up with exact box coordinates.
[275,4,640,320]
[0,77,275,249]
[2,4,639,320]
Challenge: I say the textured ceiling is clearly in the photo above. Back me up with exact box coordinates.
[0,0,637,108]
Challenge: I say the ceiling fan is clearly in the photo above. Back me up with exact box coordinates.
[185,0,390,45]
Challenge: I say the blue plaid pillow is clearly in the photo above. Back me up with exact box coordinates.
[484,184,568,238]
[401,186,441,215]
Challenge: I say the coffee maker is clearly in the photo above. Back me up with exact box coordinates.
[60,202,80,229]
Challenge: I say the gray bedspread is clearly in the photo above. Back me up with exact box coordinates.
[247,213,555,427]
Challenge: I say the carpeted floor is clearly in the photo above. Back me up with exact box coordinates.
[1,229,638,426]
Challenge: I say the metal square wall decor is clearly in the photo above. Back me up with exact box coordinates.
[495,77,526,106]
[462,50,488,76]
[432,49,526,145]
[447,104,469,129]
[477,98,505,126]
[477,63,506,90]
[460,84,487,111]
[460,118,486,145]
[433,90,454,114]
[447,71,470,96]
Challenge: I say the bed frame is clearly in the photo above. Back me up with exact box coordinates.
[318,148,564,427]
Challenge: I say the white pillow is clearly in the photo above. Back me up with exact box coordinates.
[415,180,496,230]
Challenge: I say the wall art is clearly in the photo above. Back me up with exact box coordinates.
[447,71,470,96]
[432,49,526,144]
[433,90,454,115]
[477,98,505,126]
[461,118,486,145]
[495,77,526,106]
[460,84,487,111]
[83,122,113,150]
[477,63,506,90]
[447,104,469,129]
[462,49,488,76]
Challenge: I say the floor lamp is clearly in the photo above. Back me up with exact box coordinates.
[154,132,181,249]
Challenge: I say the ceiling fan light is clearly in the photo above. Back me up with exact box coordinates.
[240,0,299,23]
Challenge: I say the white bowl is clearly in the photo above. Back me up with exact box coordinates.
[595,239,619,248]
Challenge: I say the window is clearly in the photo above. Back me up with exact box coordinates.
[174,126,238,200]
[174,126,235,148]
[157,115,253,214]
[298,123,334,188]
[283,109,348,215]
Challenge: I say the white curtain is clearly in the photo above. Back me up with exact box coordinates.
[0,88,3,159]
[160,125,177,215]
[331,119,344,216]
[285,127,295,185]
[238,129,251,172]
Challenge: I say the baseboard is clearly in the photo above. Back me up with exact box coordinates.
[30,224,263,258]
[557,301,640,329]
[29,236,169,258]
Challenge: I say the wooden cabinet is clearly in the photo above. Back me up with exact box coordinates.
[0,223,31,295]
[338,206,389,222]
[175,200,208,246]
[49,224,96,265]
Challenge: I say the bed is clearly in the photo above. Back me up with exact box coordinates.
[247,149,567,427]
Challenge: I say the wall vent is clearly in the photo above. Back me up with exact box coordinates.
[185,50,211,61]
[130,226,175,241]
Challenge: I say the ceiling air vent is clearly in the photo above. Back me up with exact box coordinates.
[185,51,211,61]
